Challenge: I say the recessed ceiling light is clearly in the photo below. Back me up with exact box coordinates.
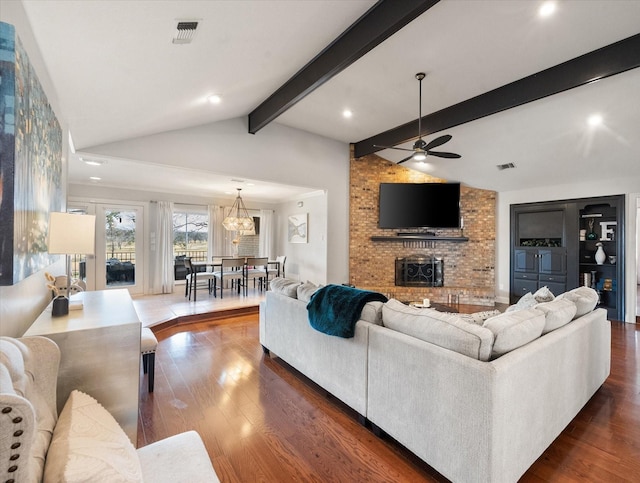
[89,176,101,181]
[587,114,603,127]
[207,94,221,104]
[538,1,556,17]
[342,109,353,118]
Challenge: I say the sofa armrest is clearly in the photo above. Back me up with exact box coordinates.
[136,430,220,483]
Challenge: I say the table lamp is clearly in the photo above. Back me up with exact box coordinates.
[47,212,96,316]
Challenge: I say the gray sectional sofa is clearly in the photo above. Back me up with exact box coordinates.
[259,281,611,483]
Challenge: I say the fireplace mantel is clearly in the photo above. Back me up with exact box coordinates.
[371,235,468,242]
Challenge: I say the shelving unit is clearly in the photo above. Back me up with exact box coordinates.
[510,195,624,320]
[578,199,623,320]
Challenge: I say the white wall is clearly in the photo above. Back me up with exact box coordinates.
[497,177,640,323]
[82,117,350,284]
[274,191,328,284]
[0,2,70,337]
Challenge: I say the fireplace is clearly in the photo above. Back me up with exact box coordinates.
[395,256,443,287]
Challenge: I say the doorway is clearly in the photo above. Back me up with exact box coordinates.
[68,202,145,295]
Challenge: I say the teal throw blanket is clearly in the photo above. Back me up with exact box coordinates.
[306,284,388,338]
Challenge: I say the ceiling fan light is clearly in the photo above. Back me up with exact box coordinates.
[413,152,427,161]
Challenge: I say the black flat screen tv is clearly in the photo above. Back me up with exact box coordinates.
[378,182,461,229]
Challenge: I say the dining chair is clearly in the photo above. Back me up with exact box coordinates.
[183,257,216,301]
[245,257,269,291]
[212,258,246,298]
[267,255,286,285]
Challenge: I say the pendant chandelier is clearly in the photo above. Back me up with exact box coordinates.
[222,188,255,232]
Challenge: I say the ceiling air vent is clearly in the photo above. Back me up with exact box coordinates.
[496,162,516,171]
[172,21,199,44]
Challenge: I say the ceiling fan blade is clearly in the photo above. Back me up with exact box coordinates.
[397,154,416,164]
[424,134,452,151]
[427,150,461,159]
[373,144,415,153]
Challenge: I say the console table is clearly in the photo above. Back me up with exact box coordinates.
[24,289,141,443]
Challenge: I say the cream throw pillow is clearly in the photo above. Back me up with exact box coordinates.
[535,298,577,334]
[557,286,598,319]
[44,390,143,483]
[296,281,321,303]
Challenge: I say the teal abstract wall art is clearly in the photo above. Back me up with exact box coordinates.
[0,21,63,285]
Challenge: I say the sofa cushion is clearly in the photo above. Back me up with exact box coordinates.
[296,281,321,303]
[535,298,577,334]
[270,277,302,298]
[483,308,545,358]
[382,299,494,361]
[44,390,143,483]
[360,301,384,326]
[557,286,599,319]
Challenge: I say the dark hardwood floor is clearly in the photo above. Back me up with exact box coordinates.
[138,314,639,482]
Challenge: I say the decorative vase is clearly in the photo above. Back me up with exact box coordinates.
[52,295,69,317]
[594,243,606,265]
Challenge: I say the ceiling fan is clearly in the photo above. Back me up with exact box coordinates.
[375,72,461,164]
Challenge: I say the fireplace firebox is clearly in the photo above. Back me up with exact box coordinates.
[395,256,443,287]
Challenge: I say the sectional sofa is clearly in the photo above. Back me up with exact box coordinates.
[259,280,611,483]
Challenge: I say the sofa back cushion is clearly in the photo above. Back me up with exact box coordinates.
[360,301,384,326]
[296,281,321,303]
[535,298,577,334]
[483,308,545,358]
[382,299,494,361]
[270,277,302,298]
[557,286,599,319]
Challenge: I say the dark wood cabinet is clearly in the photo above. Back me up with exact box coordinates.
[510,195,624,320]
[513,248,567,299]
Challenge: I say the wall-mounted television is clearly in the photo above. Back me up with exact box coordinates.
[378,182,461,229]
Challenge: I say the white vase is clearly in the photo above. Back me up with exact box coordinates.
[595,244,606,265]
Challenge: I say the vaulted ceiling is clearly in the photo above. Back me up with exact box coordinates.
[19,0,640,199]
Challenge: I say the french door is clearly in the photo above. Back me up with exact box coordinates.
[69,202,145,295]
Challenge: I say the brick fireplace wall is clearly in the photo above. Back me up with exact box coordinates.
[349,150,496,306]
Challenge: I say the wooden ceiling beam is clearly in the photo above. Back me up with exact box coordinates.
[353,33,640,158]
[248,0,440,134]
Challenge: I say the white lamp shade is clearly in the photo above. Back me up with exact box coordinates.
[47,212,96,255]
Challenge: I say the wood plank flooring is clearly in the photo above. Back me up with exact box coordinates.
[138,315,639,482]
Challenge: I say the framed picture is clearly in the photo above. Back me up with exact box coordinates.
[288,213,308,243]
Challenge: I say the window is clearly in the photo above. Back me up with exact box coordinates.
[173,208,208,262]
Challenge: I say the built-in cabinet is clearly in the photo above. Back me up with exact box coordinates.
[510,195,624,320]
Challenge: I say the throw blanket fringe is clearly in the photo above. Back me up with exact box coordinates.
[306,284,388,338]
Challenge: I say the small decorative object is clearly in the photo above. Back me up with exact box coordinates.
[608,255,616,264]
[599,221,616,241]
[51,295,69,317]
[586,219,598,240]
[594,242,606,265]
[603,279,613,291]
[582,272,591,287]
[590,271,597,290]
[579,229,586,241]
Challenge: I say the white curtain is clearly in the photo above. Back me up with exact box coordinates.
[208,205,232,257]
[151,201,175,294]
[259,209,275,259]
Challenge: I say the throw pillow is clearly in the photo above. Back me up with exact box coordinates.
[270,277,302,298]
[533,286,555,303]
[297,281,321,303]
[535,298,577,334]
[557,286,598,319]
[483,308,545,358]
[458,309,502,326]
[44,390,143,483]
[382,299,494,361]
[505,292,537,312]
